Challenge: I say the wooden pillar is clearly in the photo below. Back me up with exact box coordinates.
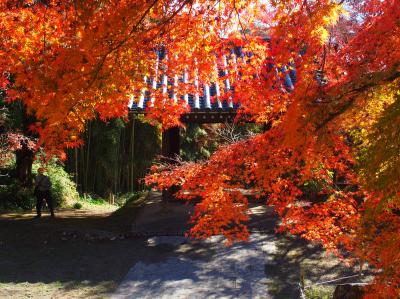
[161,126,180,201]
[162,126,180,159]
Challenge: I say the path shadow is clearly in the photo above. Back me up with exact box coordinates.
[0,206,180,297]
[0,192,368,298]
[264,234,368,298]
[114,235,271,298]
[131,192,195,235]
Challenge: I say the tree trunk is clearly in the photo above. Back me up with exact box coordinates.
[84,121,91,193]
[15,141,35,186]
[130,117,135,193]
[12,101,36,187]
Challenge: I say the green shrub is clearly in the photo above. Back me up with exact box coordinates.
[87,197,106,205]
[0,158,79,211]
[72,202,82,209]
[0,183,35,210]
[79,193,108,205]
[114,191,144,206]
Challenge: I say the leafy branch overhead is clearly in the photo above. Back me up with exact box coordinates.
[1,0,400,297]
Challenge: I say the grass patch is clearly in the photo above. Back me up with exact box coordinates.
[69,194,118,213]
[109,191,147,230]
[305,285,334,299]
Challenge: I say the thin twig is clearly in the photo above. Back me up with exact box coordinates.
[233,0,248,40]
[304,274,366,288]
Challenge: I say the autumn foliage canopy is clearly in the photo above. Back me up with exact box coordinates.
[1,0,399,297]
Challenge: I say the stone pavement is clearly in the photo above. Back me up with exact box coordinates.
[112,192,279,298]
[130,193,195,235]
[112,234,277,299]
[111,192,366,298]
[130,192,278,236]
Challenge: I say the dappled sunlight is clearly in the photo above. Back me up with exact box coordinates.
[113,235,271,298]
[0,209,113,220]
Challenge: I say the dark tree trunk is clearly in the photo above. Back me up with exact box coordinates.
[12,101,36,187]
[333,284,365,299]
[15,141,35,186]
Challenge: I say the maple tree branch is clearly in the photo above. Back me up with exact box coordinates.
[42,10,46,54]
[214,123,243,144]
[315,63,400,130]
[183,1,194,39]
[233,0,247,40]
[85,0,160,89]
[321,45,326,76]
[302,0,312,16]
[150,0,192,39]
[86,0,191,90]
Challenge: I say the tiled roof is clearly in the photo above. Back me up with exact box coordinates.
[128,47,297,113]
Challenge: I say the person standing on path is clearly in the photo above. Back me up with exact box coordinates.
[34,168,55,218]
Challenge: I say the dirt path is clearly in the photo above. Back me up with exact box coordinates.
[112,235,271,299]
[0,206,176,299]
[0,194,370,298]
[117,193,369,298]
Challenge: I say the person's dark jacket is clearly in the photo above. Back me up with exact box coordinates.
[34,174,52,192]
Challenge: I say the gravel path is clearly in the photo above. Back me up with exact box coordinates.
[111,192,365,298]
[112,234,276,299]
